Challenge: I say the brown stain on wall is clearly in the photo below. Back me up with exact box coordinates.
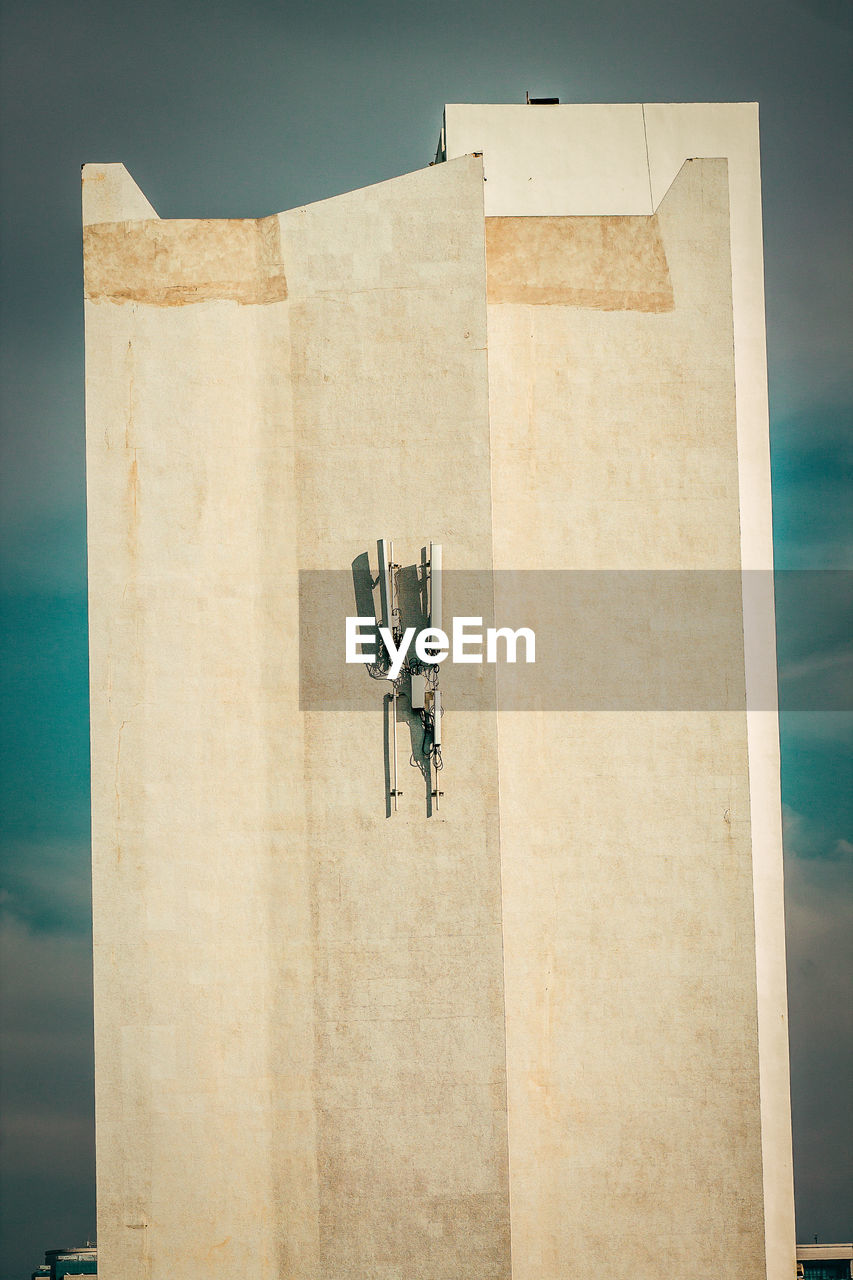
[486,214,674,311]
[84,216,287,306]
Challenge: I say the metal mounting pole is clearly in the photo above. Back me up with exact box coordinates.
[391,685,399,812]
[431,688,442,812]
[389,539,401,812]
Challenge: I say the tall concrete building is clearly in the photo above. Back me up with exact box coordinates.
[83,103,795,1278]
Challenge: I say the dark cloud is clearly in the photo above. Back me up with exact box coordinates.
[0,840,92,937]
[772,405,853,569]
[0,916,95,1278]
[0,592,90,842]
[788,0,853,32]
[781,714,853,836]
[0,0,850,1268]
[784,839,853,1240]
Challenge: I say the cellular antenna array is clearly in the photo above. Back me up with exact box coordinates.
[375,539,444,814]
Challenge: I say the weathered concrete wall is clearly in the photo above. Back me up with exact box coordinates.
[447,102,794,1278]
[85,156,510,1279]
[485,158,766,1277]
[85,102,794,1280]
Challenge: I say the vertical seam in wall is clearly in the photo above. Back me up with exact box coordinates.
[478,154,515,1274]
[641,104,654,213]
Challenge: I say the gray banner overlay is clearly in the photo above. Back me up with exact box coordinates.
[298,569,852,711]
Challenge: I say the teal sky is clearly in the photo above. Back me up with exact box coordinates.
[1,0,850,1273]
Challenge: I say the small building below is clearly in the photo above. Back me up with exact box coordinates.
[797,1243,853,1279]
[31,1245,96,1280]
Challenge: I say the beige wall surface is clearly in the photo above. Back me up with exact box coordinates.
[487,158,768,1278]
[85,102,794,1280]
[85,156,510,1280]
[444,102,654,215]
[642,107,795,1277]
[445,99,792,1277]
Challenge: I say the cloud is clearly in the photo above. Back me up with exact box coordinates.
[0,913,95,1276]
[780,646,853,685]
[0,589,91,844]
[783,810,853,1240]
[0,838,92,936]
[783,803,852,862]
[771,405,853,570]
[781,710,853,747]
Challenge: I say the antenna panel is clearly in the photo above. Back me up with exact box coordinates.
[430,542,442,632]
[378,538,393,630]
